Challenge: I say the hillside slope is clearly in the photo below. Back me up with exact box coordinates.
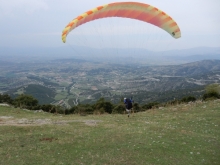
[0,99,219,165]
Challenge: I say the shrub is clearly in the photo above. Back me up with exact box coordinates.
[167,100,179,106]
[205,84,220,94]
[93,108,105,115]
[112,104,125,114]
[202,84,220,100]
[41,104,56,113]
[202,91,220,100]
[133,103,141,112]
[181,96,196,103]
[0,94,13,104]
[73,106,83,114]
[68,106,76,114]
[142,102,159,110]
[73,104,94,115]
[94,98,114,114]
[84,107,94,114]
[13,94,38,108]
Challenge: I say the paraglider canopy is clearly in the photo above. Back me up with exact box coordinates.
[62,2,181,43]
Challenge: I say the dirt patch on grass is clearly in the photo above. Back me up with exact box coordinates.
[0,116,14,119]
[40,137,58,142]
[84,120,101,126]
[0,104,10,107]
[0,118,52,126]
[0,116,102,126]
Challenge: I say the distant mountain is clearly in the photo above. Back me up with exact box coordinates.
[0,60,15,66]
[155,60,220,76]
[51,58,87,63]
[158,47,220,56]
[1,46,220,65]
[164,54,220,63]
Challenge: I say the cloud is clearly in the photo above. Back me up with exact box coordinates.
[0,0,48,17]
[1,0,219,50]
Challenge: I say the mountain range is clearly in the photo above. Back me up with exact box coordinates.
[1,46,220,65]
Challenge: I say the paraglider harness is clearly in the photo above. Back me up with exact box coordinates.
[124,98,133,110]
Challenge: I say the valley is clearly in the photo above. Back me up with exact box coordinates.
[1,59,220,108]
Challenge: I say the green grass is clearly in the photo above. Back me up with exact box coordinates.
[0,100,219,165]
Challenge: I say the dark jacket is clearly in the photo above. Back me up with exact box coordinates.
[124,98,133,110]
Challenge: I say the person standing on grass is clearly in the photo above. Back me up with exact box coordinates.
[124,97,133,117]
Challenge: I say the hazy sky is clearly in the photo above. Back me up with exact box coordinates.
[1,0,220,51]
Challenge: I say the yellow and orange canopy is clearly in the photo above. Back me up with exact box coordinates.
[62,2,181,43]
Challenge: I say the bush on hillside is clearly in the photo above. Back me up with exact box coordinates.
[0,94,13,104]
[181,96,196,103]
[142,102,159,110]
[94,98,114,114]
[93,107,105,115]
[202,91,220,100]
[205,83,220,94]
[112,104,125,114]
[73,104,94,115]
[202,84,220,100]
[167,99,179,106]
[55,106,65,114]
[66,106,76,114]
[13,94,38,108]
[28,105,42,110]
[41,104,62,113]
[133,102,141,112]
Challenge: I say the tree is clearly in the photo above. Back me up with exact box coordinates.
[13,94,38,108]
[0,94,13,104]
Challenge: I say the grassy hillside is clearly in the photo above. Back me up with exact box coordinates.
[0,100,219,165]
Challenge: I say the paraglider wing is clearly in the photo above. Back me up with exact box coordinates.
[62,2,181,43]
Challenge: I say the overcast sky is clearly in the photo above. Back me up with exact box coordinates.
[1,0,220,51]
